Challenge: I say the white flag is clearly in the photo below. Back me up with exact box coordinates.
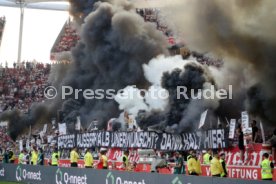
[58,123,67,135]
[260,121,265,143]
[47,135,53,143]
[19,140,23,151]
[51,119,56,125]
[241,111,249,132]
[217,117,221,128]
[75,116,81,131]
[43,124,47,133]
[225,117,230,126]
[26,139,30,150]
[107,118,116,131]
[228,119,236,139]
[28,125,32,139]
[198,110,208,129]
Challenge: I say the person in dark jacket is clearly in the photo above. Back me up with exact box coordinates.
[3,149,9,163]
[219,153,228,177]
[8,149,15,163]
[236,125,244,164]
[37,148,44,165]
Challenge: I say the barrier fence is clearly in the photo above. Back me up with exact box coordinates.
[0,164,275,184]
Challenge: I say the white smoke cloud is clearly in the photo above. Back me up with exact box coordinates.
[114,86,149,116]
[145,85,169,111]
[143,55,198,85]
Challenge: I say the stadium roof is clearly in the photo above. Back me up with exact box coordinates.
[0,0,69,11]
[6,0,66,3]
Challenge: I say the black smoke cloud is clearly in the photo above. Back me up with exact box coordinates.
[137,62,218,133]
[60,1,168,129]
[0,103,54,140]
[68,0,133,23]
[0,0,168,138]
[68,0,102,23]
[162,64,213,127]
[162,0,276,126]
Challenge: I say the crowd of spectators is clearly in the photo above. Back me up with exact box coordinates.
[52,22,80,53]
[0,61,51,113]
[0,125,15,154]
[15,126,59,159]
[136,8,172,37]
[190,51,223,68]
[136,8,175,45]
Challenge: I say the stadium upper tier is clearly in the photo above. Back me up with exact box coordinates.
[0,0,163,11]
[50,8,176,60]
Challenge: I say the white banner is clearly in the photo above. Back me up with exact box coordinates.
[229,119,236,139]
[58,123,67,135]
[241,111,249,132]
[0,121,8,127]
[60,129,228,150]
[198,110,208,129]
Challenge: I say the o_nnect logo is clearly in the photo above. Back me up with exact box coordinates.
[56,168,63,184]
[15,165,41,182]
[16,165,22,181]
[172,177,182,184]
[106,172,146,184]
[0,168,5,177]
[56,168,87,184]
[106,172,115,184]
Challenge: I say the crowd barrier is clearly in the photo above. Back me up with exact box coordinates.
[0,164,275,184]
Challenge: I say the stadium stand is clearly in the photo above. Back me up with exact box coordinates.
[50,19,80,60]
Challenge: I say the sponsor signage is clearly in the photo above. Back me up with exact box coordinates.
[0,167,4,177]
[171,176,182,184]
[202,165,260,180]
[105,172,146,184]
[15,165,42,182]
[55,168,87,184]
[0,164,275,184]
